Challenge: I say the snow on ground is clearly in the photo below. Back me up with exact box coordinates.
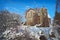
[18,25,51,40]
[2,25,59,40]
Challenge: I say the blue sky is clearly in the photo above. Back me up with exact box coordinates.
[0,0,56,22]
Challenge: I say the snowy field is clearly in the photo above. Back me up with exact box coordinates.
[1,25,60,40]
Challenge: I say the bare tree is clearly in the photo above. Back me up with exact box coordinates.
[0,10,21,36]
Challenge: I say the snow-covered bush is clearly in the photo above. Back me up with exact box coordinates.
[2,24,60,40]
[2,26,52,40]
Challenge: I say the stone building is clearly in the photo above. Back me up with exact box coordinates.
[25,8,38,26]
[25,8,51,27]
[35,8,50,27]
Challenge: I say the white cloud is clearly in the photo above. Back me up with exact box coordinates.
[25,6,30,9]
